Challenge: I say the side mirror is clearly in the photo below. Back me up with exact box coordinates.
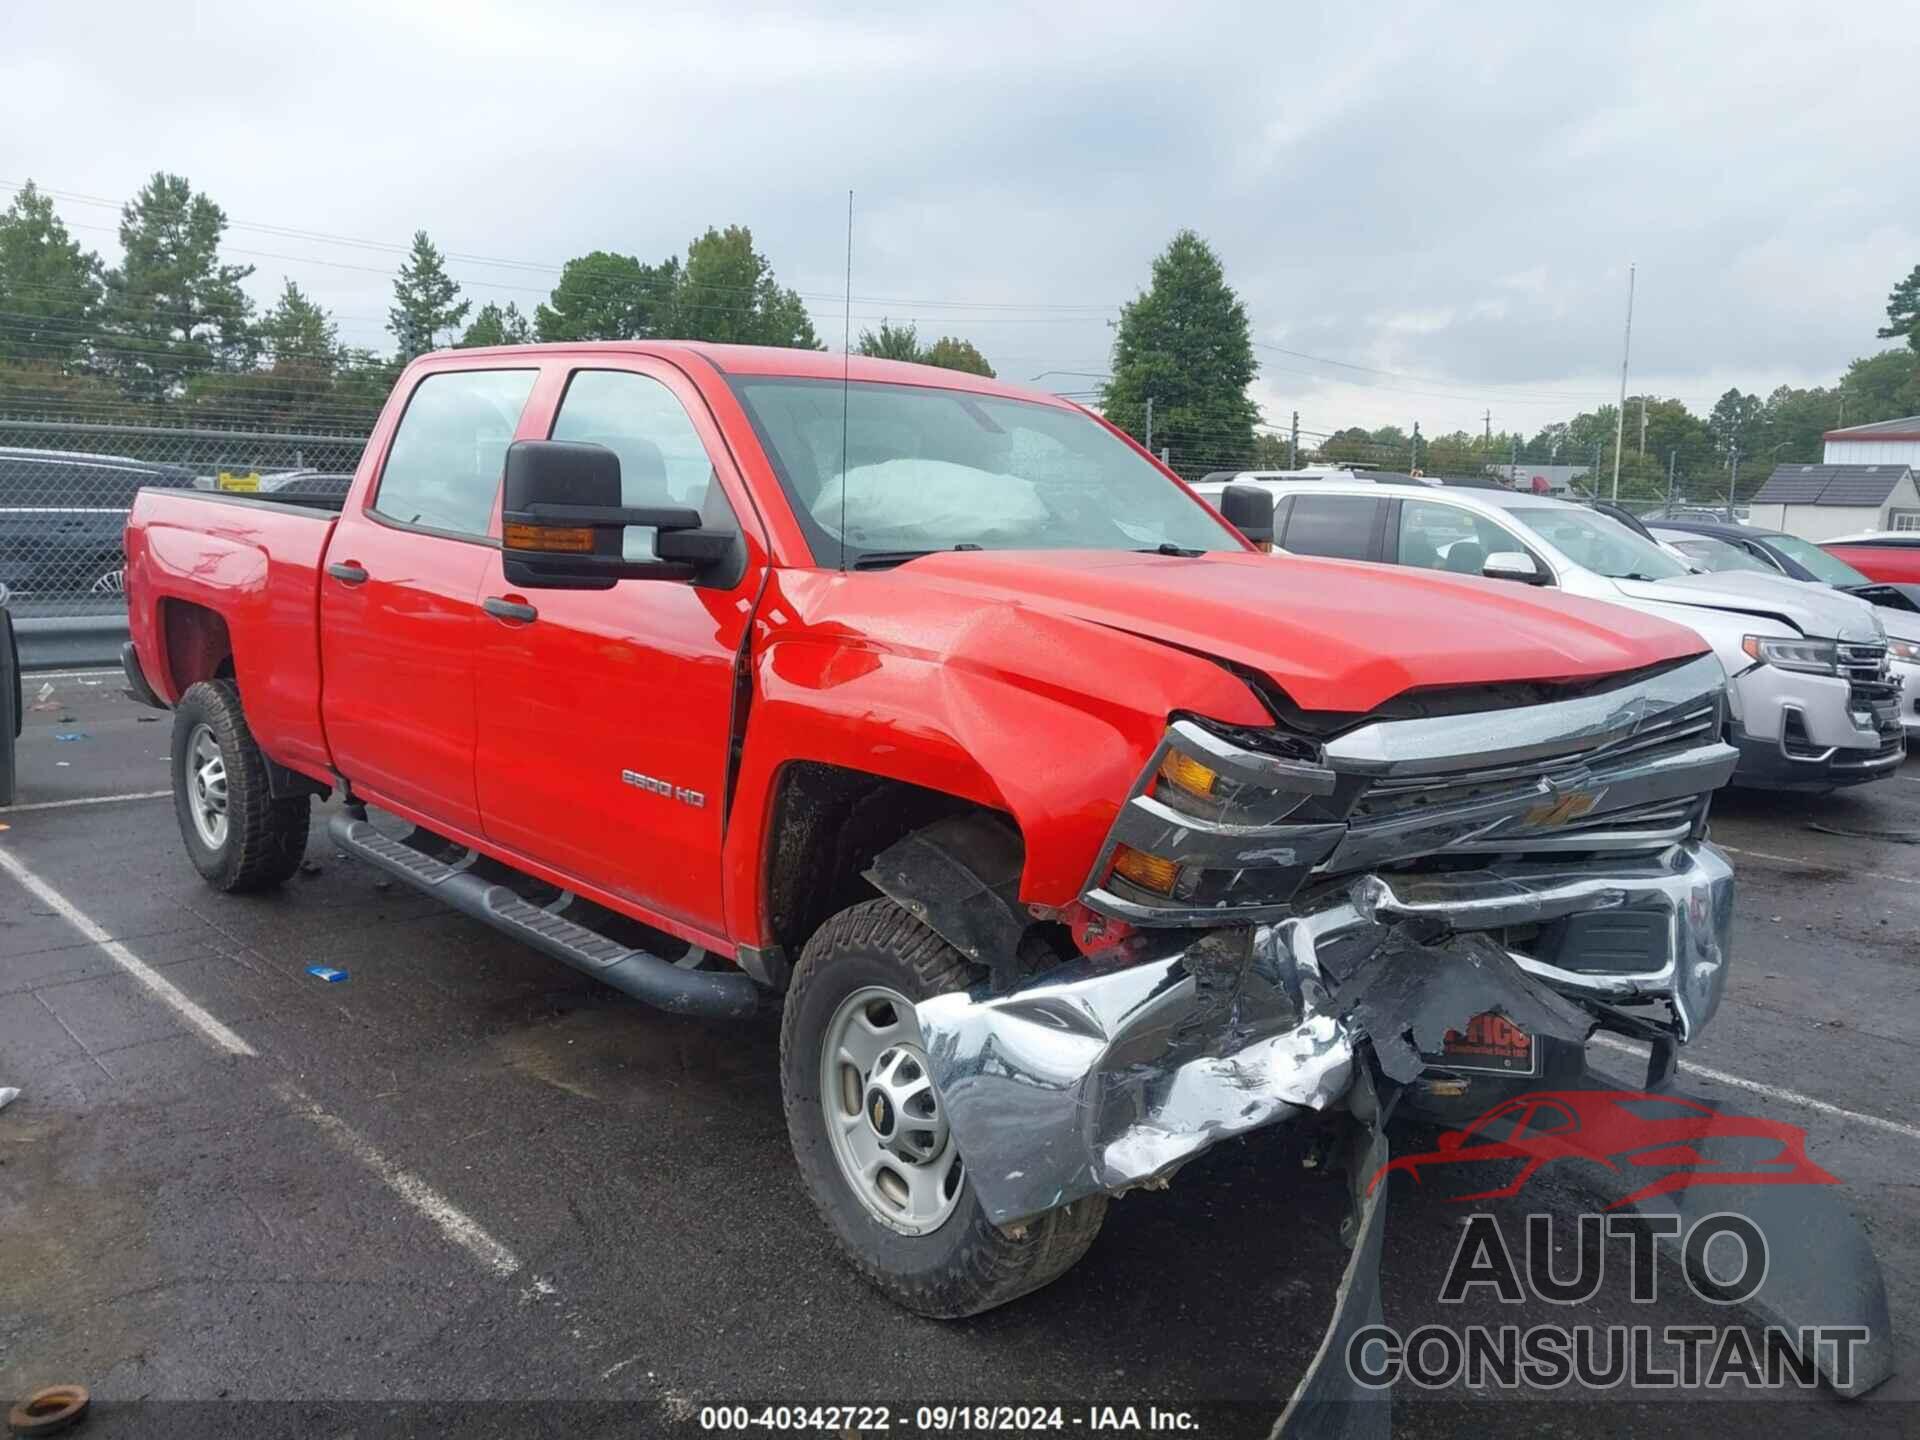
[1482,551,1547,585]
[1218,483,1275,548]
[500,440,733,590]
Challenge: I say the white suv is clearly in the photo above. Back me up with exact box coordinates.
[1194,479,1904,791]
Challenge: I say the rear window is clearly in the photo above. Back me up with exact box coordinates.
[373,369,537,537]
[1281,495,1384,561]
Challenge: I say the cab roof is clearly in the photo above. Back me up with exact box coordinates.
[432,340,1075,408]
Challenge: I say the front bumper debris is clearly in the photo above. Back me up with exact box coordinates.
[916,840,1735,1227]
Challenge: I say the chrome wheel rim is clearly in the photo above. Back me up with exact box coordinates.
[820,985,964,1235]
[186,723,229,850]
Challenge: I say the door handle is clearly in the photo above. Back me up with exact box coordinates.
[326,561,369,585]
[483,596,539,624]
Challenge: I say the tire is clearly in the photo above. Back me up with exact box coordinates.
[781,897,1106,1318]
[0,606,17,807]
[170,680,310,892]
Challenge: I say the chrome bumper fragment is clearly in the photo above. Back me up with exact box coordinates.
[916,840,1735,1226]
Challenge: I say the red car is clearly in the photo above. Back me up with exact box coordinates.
[1824,532,1920,584]
[1373,1089,1836,1208]
[120,341,1737,1318]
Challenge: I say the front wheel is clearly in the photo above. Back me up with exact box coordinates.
[780,897,1106,1318]
[170,680,310,892]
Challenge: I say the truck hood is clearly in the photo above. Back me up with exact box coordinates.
[904,549,1707,714]
[1612,571,1883,643]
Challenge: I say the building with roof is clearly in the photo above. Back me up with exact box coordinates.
[1823,414,1920,466]
[1747,460,1919,539]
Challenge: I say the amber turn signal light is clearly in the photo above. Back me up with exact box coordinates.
[1157,749,1219,799]
[1110,843,1180,896]
[504,521,595,554]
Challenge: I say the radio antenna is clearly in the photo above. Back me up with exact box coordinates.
[838,189,853,573]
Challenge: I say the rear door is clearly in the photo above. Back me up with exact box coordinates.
[321,366,539,834]
[472,360,769,943]
[1277,492,1389,561]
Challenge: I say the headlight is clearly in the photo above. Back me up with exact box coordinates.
[1741,634,1838,675]
[1094,718,1343,916]
[1890,637,1920,664]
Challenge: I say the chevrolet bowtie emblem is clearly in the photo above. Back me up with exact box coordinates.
[1524,777,1604,828]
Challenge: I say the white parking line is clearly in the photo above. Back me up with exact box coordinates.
[1591,1034,1920,1143]
[0,790,172,814]
[0,844,254,1056]
[1717,843,1918,890]
[273,1080,522,1277]
[19,668,119,682]
[0,845,521,1277]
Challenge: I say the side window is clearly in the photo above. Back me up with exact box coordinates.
[550,370,718,513]
[1281,495,1384,561]
[1397,500,1526,578]
[373,369,537,537]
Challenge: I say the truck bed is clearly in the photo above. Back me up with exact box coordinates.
[124,486,340,780]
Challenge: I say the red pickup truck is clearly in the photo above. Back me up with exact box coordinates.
[123,342,1741,1329]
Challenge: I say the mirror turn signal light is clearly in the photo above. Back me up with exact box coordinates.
[504,521,596,554]
[1110,843,1181,896]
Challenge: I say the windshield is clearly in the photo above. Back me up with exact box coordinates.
[1657,533,1777,575]
[730,378,1242,566]
[1762,533,1871,586]
[1508,506,1691,581]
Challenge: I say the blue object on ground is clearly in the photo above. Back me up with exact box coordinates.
[54,733,88,741]
[305,966,349,983]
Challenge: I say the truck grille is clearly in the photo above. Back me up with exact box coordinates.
[1350,698,1720,827]
[1839,642,1902,731]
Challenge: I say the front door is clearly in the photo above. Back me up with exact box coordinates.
[473,362,767,942]
[321,366,540,834]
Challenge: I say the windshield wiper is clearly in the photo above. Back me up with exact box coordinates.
[1618,572,1663,582]
[1137,542,1206,557]
[849,543,983,571]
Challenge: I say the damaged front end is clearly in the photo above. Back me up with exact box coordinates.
[911,652,1893,1420]
[917,653,1741,1226]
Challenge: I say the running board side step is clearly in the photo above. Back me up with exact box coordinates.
[328,816,763,1019]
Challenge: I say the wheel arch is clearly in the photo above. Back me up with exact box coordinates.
[755,762,1030,985]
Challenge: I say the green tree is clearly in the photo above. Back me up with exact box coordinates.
[388,230,469,359]
[664,225,820,348]
[1707,388,1762,458]
[1878,263,1920,354]
[1838,349,1920,424]
[186,279,344,429]
[0,180,103,370]
[98,172,256,403]
[1101,231,1259,476]
[921,336,995,377]
[856,319,922,362]
[534,250,677,341]
[460,301,531,347]
[257,279,338,370]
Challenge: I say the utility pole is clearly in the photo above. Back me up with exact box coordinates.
[1727,442,1739,520]
[1290,410,1299,469]
[1484,409,1491,444]
[1666,449,1676,509]
[1410,421,1420,475]
[1510,435,1519,487]
[1639,395,1648,457]
[1611,263,1636,501]
[1143,396,1153,457]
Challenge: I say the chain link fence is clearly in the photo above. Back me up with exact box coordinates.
[0,418,368,635]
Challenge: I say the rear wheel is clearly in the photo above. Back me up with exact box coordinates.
[170,680,310,892]
[781,897,1106,1317]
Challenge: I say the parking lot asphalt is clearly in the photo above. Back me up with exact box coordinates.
[2,676,1918,1437]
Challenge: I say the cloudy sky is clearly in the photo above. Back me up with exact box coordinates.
[4,0,1916,448]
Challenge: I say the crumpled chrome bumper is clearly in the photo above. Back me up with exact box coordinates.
[917,840,1734,1227]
